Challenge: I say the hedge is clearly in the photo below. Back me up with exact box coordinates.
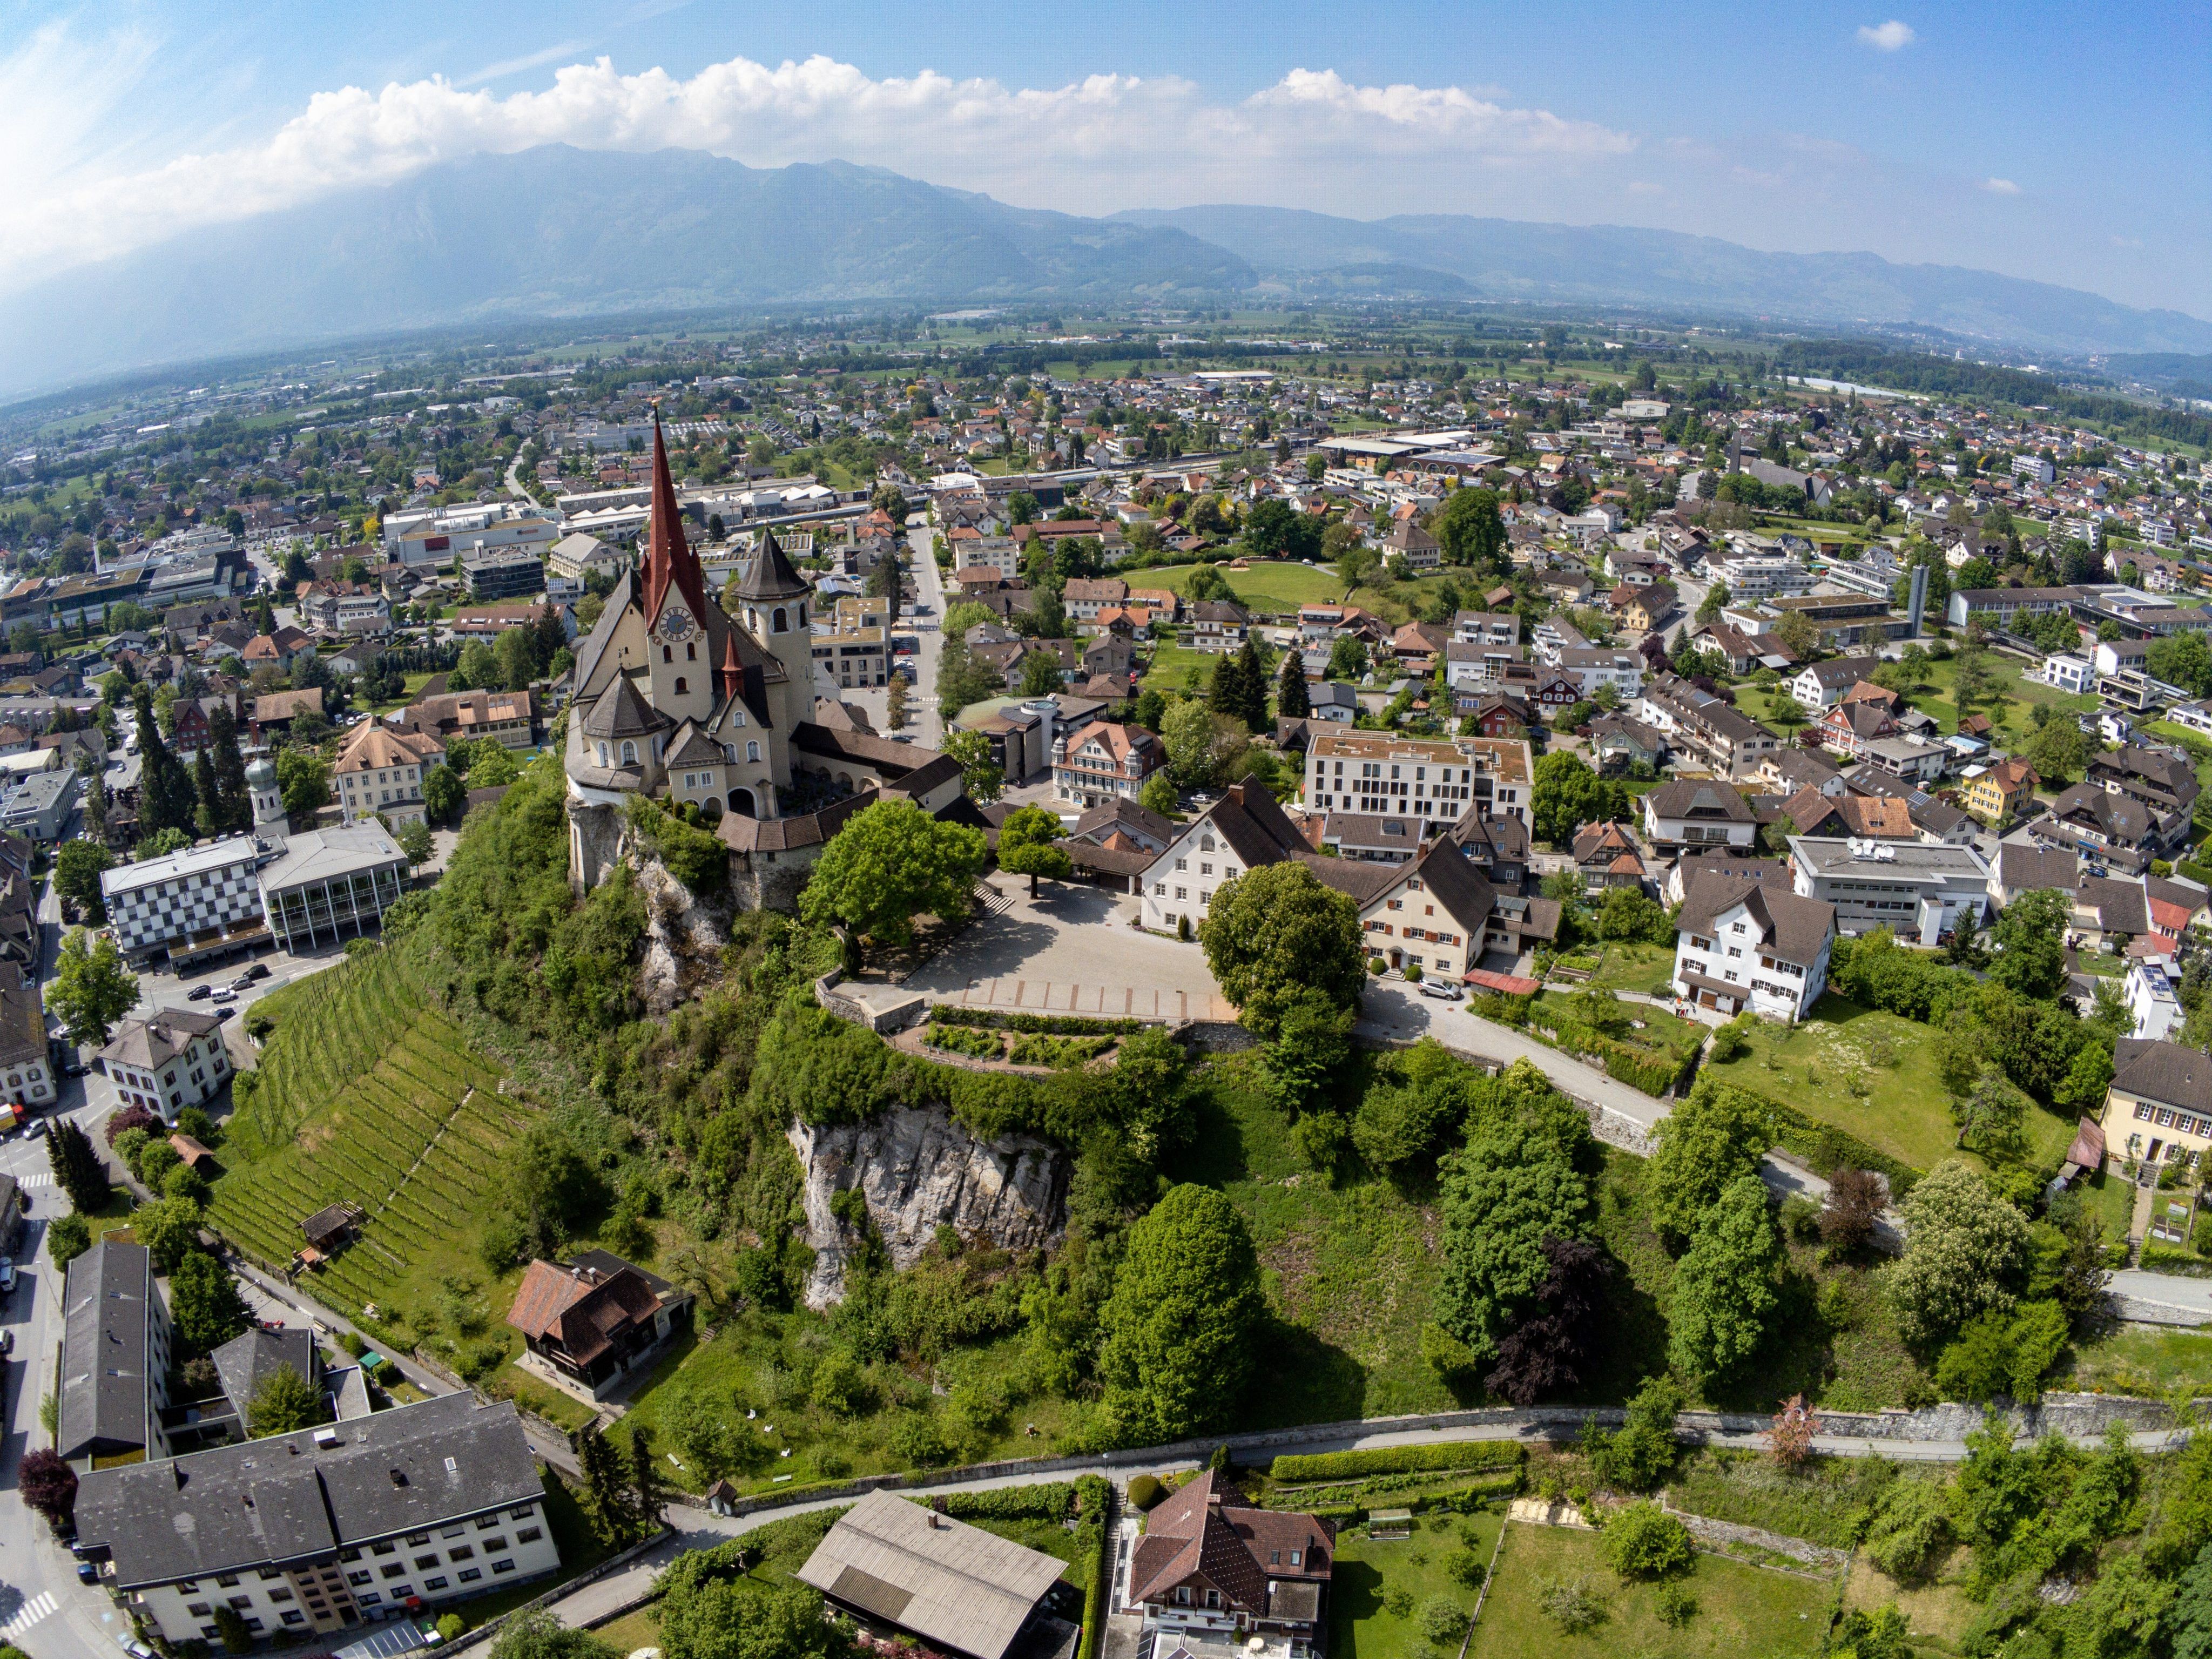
[1271,1442,1525,1483]
[925,1024,1003,1060]
[2135,1244,2212,1278]
[1074,1474,1113,1659]
[935,1483,1075,1521]
[930,1006,1149,1036]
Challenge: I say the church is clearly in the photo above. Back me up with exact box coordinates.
[565,413,974,906]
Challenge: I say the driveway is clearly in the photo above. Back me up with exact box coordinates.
[903,882,1235,1022]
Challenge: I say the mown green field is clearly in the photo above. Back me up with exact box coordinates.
[1137,560,1349,611]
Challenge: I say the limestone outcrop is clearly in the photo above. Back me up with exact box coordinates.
[787,1107,1069,1307]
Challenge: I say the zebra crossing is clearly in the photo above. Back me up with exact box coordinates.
[15,1172,52,1188]
[0,1591,57,1639]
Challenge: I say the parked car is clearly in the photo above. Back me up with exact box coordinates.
[0,1260,17,1293]
[187,984,212,1001]
[77,1561,99,1584]
[1417,980,1464,1001]
[227,973,254,992]
[0,1328,15,1354]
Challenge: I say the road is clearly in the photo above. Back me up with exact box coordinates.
[902,522,946,749]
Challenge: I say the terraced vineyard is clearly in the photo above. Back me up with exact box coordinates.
[210,1011,533,1319]
[230,946,437,1160]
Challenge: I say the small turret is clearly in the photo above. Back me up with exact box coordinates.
[246,756,286,833]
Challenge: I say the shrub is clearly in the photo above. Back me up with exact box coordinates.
[1446,1546,1487,1589]
[1537,1574,1608,1634]
[436,1615,464,1641]
[1417,1597,1465,1646]
[930,1007,1146,1036]
[1272,1442,1523,1483]
[1127,1474,1165,1510]
[1404,962,1424,983]
[1654,1582,1698,1628]
[925,1024,1002,1060]
[1601,1502,1694,1581]
[936,1484,1074,1522]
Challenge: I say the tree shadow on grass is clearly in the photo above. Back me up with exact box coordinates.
[1167,1081,1250,1187]
[1706,1262,1830,1414]
[1328,1558,1387,1659]
[1240,1312,1368,1429]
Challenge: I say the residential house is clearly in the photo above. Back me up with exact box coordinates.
[508,1250,694,1400]
[2101,1038,2212,1169]
[57,1240,171,1471]
[1302,732,1532,829]
[1125,1470,1335,1654]
[1778,789,1916,842]
[1585,713,1665,774]
[1671,871,1837,1022]
[333,724,443,827]
[1572,821,1647,894]
[1636,674,1781,778]
[1663,851,1790,908]
[0,961,53,1108]
[1816,698,1899,761]
[1791,657,1884,711]
[1642,779,1759,852]
[249,687,325,743]
[1052,721,1166,809]
[1315,814,1428,864]
[98,1008,232,1117]
[2126,960,2186,1043]
[2074,875,2152,950]
[1451,611,1520,648]
[2089,746,2201,841]
[1355,837,1546,979]
[1383,519,1441,572]
[1961,757,2040,827]
[395,689,536,750]
[1555,647,1644,699]
[2031,784,2173,874]
[1061,578,1129,621]
[1188,601,1251,652]
[1623,584,1678,633]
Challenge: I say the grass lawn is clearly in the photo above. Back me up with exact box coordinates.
[488,1362,601,1433]
[1137,561,1350,613]
[1698,994,2075,1177]
[1144,641,1220,693]
[1838,1552,1982,1654]
[1166,1053,1458,1424]
[2066,1325,2212,1398]
[1560,941,1676,996]
[1328,1513,1500,1659]
[1466,1523,1830,1659]
[590,1607,663,1651]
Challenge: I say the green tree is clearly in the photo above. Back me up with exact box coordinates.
[996,805,1074,898]
[1326,635,1370,682]
[246,1360,328,1437]
[1097,1184,1265,1444]
[397,820,434,866]
[54,838,114,923]
[628,1423,669,1528]
[1433,487,1508,574]
[939,727,1005,804]
[1602,1503,1694,1581]
[1645,1081,1770,1247]
[1889,1159,2034,1350]
[1988,887,2069,1000]
[1200,861,1366,1037]
[46,1212,92,1270]
[170,1247,252,1353]
[2022,717,2087,788]
[453,637,500,691]
[799,799,988,949]
[133,686,197,837]
[577,1425,641,1543]
[1529,751,1627,848]
[192,742,222,838]
[423,762,466,825]
[2169,1539,2212,1659]
[1276,652,1311,719]
[495,626,537,692]
[1139,770,1180,817]
[48,926,138,1046]
[46,1119,107,1215]
[1017,651,1063,698]
[134,1196,205,1273]
[488,1610,619,1659]
[1265,989,1358,1119]
[1434,1062,1596,1361]
[657,1545,852,1659]
[275,746,331,817]
[1665,1175,1780,1379]
[1593,886,1671,943]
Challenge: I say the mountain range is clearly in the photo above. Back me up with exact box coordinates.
[3,143,2207,399]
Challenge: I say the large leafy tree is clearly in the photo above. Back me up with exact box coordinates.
[1988,888,2069,1000]
[275,747,331,817]
[1665,1174,1780,1380]
[1484,1233,1614,1405]
[1433,487,1508,575]
[16,1447,77,1534]
[1889,1159,2033,1350]
[48,926,138,1046]
[247,1361,329,1438]
[799,799,988,949]
[1434,1062,1596,1362]
[1162,696,1231,790]
[657,1542,853,1659]
[1529,751,1628,849]
[1097,1184,1265,1444]
[938,728,1004,804]
[1200,860,1366,1037]
[488,1610,619,1659]
[1645,1082,1771,1247]
[170,1248,252,1353]
[995,805,1072,898]
[54,837,114,922]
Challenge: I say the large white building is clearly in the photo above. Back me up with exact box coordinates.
[76,1393,557,1645]
[99,837,267,965]
[98,1008,231,1118]
[1672,871,1837,1022]
[333,724,444,827]
[1300,732,1532,828]
[1788,835,1992,944]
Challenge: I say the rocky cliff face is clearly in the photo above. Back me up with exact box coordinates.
[633,853,735,1016]
[788,1107,1069,1307]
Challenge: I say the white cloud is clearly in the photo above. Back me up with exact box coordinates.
[1857,20,1917,50]
[1980,177,2021,194]
[0,45,1634,291]
[459,41,594,89]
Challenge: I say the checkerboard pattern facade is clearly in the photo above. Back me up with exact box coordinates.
[108,855,262,957]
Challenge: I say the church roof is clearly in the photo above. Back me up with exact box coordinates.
[665,721,724,767]
[732,530,811,603]
[581,673,670,740]
[641,410,711,630]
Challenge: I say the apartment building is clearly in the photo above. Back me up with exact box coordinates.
[1714,555,1815,601]
[1788,835,1992,944]
[1301,732,1532,828]
[1052,721,1165,808]
[1671,871,1837,1022]
[76,1394,557,1645]
[99,836,267,966]
[334,725,444,827]
[1635,675,1782,778]
[98,1008,232,1117]
[58,1240,172,1470]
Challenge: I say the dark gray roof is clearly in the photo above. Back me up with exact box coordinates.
[2113,1038,2212,1117]
[1677,871,1837,968]
[58,1240,154,1464]
[77,1392,542,1589]
[2080,876,2152,935]
[1999,842,2077,894]
[579,672,669,740]
[212,1325,318,1424]
[731,532,811,602]
[1644,779,1757,824]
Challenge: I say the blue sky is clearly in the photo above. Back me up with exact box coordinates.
[5,1,2207,319]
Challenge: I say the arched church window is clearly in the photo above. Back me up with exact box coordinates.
[621,740,637,765]
[675,678,687,694]
[747,740,761,762]
[772,608,788,633]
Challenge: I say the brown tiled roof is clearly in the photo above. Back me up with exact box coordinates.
[1676,871,1835,968]
[507,1258,664,1368]
[1129,1471,1332,1614]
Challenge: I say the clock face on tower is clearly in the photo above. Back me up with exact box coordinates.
[656,605,696,643]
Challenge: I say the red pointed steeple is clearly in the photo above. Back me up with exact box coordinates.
[641,407,709,629]
[718,621,746,706]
